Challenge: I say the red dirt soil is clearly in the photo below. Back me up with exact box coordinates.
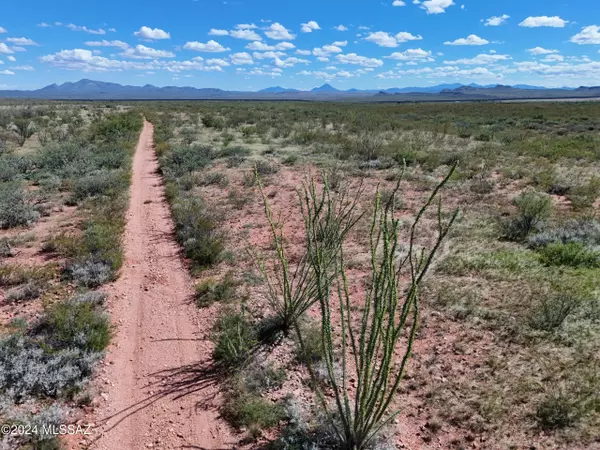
[87,121,233,450]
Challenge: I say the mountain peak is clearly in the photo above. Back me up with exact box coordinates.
[311,83,339,93]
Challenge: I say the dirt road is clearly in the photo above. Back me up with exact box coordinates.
[90,121,230,450]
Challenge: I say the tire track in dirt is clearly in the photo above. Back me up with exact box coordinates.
[89,120,231,450]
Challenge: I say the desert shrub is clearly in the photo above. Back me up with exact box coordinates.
[12,119,35,147]
[528,219,600,249]
[70,291,107,307]
[355,133,384,161]
[282,154,299,166]
[0,154,35,182]
[160,145,213,179]
[43,299,111,352]
[295,320,324,364]
[227,189,252,210]
[180,127,197,145]
[241,125,257,137]
[71,169,127,201]
[8,404,65,448]
[529,292,583,332]
[568,176,600,210]
[226,155,246,168]
[222,357,286,436]
[536,390,579,430]
[255,160,279,175]
[36,126,52,146]
[392,149,418,167]
[37,141,95,180]
[218,146,251,159]
[503,191,552,241]
[0,334,99,401]
[380,188,404,210]
[0,238,13,258]
[0,182,40,229]
[242,171,257,188]
[89,111,142,142]
[195,272,237,307]
[5,282,43,303]
[201,114,225,130]
[222,388,285,437]
[537,242,600,268]
[212,308,257,367]
[0,264,57,288]
[199,171,228,188]
[171,196,224,268]
[64,259,113,288]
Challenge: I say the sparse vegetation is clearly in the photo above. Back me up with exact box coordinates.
[3,99,600,450]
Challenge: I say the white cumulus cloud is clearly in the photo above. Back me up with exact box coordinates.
[570,25,600,44]
[443,53,511,65]
[6,38,38,46]
[230,52,254,65]
[444,34,489,45]
[67,24,106,35]
[365,31,398,47]
[183,40,230,52]
[484,14,510,26]
[0,43,14,54]
[336,53,384,67]
[85,40,130,49]
[335,25,349,31]
[134,26,171,40]
[519,16,568,28]
[208,29,229,36]
[121,45,175,59]
[420,0,454,14]
[527,47,559,55]
[265,23,296,40]
[387,48,433,61]
[230,29,263,40]
[301,21,321,33]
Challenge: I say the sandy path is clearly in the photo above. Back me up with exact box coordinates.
[90,121,230,450]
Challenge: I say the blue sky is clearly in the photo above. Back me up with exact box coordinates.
[1,0,600,90]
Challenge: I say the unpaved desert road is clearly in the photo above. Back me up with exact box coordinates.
[90,121,230,450]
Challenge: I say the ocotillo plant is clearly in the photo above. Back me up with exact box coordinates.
[253,171,363,335]
[303,165,458,450]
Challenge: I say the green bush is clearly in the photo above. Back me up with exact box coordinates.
[218,146,251,159]
[503,191,552,241]
[212,308,257,367]
[71,169,128,202]
[537,242,600,268]
[195,272,237,307]
[171,196,224,268]
[160,145,213,179]
[536,390,579,429]
[44,299,111,352]
[529,292,583,332]
[0,182,40,229]
[222,390,285,437]
[201,114,226,130]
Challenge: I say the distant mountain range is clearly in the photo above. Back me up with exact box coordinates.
[0,79,598,102]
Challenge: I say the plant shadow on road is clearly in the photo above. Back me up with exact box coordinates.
[93,361,227,438]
